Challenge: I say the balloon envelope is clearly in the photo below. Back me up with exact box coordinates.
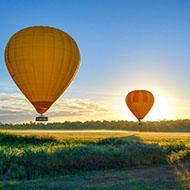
[126,90,154,121]
[5,26,80,114]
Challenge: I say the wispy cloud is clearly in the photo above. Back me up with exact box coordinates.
[49,99,108,117]
[0,93,109,123]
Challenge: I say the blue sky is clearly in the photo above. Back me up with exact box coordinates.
[0,0,190,123]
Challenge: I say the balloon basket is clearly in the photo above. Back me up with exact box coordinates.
[35,115,48,122]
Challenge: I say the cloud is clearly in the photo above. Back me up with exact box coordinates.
[0,93,109,123]
[50,99,108,117]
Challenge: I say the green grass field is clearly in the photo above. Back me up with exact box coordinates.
[1,130,190,189]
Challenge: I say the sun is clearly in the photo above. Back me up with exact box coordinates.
[146,90,172,121]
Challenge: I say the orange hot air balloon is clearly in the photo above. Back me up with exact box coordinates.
[126,90,154,123]
[5,26,80,118]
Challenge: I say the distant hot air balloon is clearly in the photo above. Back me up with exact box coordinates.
[126,90,154,124]
[5,26,80,121]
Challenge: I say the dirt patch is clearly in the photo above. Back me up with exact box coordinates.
[85,164,190,185]
[131,166,174,181]
[131,164,190,182]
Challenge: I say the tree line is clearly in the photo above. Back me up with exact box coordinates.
[1,119,190,132]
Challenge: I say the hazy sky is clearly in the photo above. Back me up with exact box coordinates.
[0,0,190,123]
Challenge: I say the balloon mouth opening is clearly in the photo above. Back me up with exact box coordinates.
[31,101,53,114]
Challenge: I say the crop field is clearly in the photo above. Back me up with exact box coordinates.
[1,130,190,189]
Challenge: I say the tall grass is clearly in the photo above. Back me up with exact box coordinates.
[0,133,190,180]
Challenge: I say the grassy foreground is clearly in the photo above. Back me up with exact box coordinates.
[1,164,190,190]
[0,131,190,189]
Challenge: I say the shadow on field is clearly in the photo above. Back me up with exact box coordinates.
[0,132,190,189]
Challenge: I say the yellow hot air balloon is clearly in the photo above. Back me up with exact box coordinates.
[5,26,80,120]
[126,90,154,124]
